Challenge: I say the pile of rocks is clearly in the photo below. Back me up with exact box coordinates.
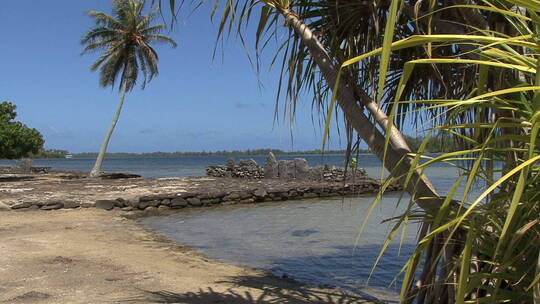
[0,159,50,174]
[207,152,368,182]
[206,159,264,179]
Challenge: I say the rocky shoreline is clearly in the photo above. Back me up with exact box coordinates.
[0,170,400,212]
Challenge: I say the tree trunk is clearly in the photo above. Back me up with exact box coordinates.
[89,89,127,178]
[279,7,442,212]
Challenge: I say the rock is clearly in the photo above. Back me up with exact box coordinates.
[227,193,240,200]
[63,201,80,209]
[253,189,267,202]
[240,198,254,204]
[31,201,45,207]
[144,206,158,214]
[95,200,115,210]
[238,191,252,199]
[226,158,235,169]
[302,193,318,199]
[11,202,32,210]
[147,200,161,207]
[139,194,173,202]
[178,192,197,198]
[121,206,134,211]
[238,159,258,167]
[211,191,227,198]
[158,205,170,211]
[197,192,212,199]
[161,198,171,206]
[41,203,63,210]
[201,198,220,205]
[294,158,309,179]
[265,152,277,166]
[138,201,150,210]
[278,160,296,179]
[206,165,227,177]
[124,198,140,208]
[264,152,279,179]
[98,172,141,179]
[187,197,202,206]
[81,201,95,208]
[253,188,267,197]
[0,202,12,211]
[170,198,188,208]
[114,198,126,207]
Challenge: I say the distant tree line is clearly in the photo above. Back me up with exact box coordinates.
[30,149,70,159]
[32,137,456,159]
[69,148,370,158]
[0,101,44,159]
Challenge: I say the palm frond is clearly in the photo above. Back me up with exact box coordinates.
[82,0,176,92]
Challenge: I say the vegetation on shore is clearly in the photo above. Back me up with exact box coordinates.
[66,149,366,158]
[25,136,455,158]
[0,101,44,159]
[30,137,452,158]
[29,149,71,159]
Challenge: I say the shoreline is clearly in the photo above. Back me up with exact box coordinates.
[0,208,382,303]
[0,171,400,212]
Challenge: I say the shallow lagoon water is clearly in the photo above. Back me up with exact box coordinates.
[140,194,419,300]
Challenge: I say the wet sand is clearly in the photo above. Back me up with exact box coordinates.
[0,209,376,304]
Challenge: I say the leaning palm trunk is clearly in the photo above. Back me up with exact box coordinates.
[278,7,442,212]
[90,89,126,177]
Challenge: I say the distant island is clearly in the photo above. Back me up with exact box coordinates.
[30,135,456,159]
[31,148,370,159]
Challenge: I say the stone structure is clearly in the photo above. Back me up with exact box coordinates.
[0,159,50,174]
[1,177,399,212]
[263,152,278,179]
[206,153,368,182]
[206,158,264,179]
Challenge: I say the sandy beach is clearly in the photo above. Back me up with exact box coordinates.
[0,208,375,304]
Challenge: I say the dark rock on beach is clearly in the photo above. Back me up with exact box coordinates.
[95,200,115,210]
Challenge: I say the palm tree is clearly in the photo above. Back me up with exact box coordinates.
[81,0,177,177]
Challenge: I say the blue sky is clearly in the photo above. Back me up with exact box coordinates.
[1,0,351,153]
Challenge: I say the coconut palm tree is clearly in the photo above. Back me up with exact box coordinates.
[82,0,177,177]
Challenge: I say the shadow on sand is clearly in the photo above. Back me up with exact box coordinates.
[119,273,385,304]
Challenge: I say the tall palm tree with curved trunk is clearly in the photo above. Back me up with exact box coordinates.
[82,0,176,177]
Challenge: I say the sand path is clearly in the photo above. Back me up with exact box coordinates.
[0,209,373,304]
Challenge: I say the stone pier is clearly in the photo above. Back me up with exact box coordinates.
[0,170,400,212]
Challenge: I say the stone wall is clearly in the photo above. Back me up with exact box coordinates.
[2,178,399,212]
[206,152,368,182]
